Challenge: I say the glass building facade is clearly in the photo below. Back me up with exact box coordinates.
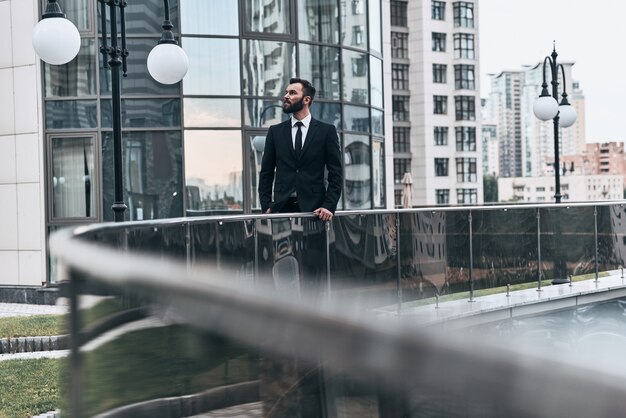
[43,0,386,236]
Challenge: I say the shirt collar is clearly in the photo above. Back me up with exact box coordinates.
[291,113,312,128]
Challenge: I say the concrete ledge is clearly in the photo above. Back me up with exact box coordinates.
[0,286,59,305]
[0,335,68,354]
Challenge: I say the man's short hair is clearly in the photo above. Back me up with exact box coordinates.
[289,77,316,103]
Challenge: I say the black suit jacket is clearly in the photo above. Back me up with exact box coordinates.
[259,118,342,213]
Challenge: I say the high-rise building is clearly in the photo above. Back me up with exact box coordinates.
[391,0,482,207]
[0,0,392,285]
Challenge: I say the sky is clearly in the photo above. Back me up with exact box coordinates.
[479,0,626,142]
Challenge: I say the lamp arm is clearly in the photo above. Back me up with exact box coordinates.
[558,64,570,104]
[158,0,177,45]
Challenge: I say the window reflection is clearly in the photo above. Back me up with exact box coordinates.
[244,99,288,128]
[310,102,341,129]
[368,0,382,53]
[343,134,371,209]
[344,105,369,132]
[183,38,241,95]
[99,0,178,35]
[248,132,266,210]
[45,39,96,97]
[184,130,243,212]
[242,40,295,97]
[100,38,180,96]
[343,50,369,104]
[60,0,91,31]
[51,136,97,219]
[244,0,292,34]
[46,101,98,130]
[299,44,340,100]
[371,108,383,135]
[372,140,384,207]
[102,131,184,221]
[297,0,339,43]
[101,99,181,128]
[184,98,241,128]
[370,56,383,108]
[341,0,368,50]
[181,0,238,35]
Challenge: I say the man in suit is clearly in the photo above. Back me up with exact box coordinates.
[259,78,342,221]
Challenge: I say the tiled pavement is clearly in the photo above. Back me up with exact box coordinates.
[0,302,67,318]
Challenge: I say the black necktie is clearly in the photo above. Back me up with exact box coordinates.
[295,121,303,158]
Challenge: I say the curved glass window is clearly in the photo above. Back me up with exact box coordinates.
[370,56,383,108]
[297,0,339,43]
[100,38,180,96]
[244,99,288,128]
[343,134,371,209]
[342,50,369,104]
[99,0,178,35]
[183,38,241,96]
[45,39,96,97]
[341,0,368,50]
[368,0,382,53]
[244,0,292,34]
[299,44,340,100]
[344,105,369,133]
[184,130,243,211]
[102,131,183,221]
[184,98,241,128]
[45,101,98,130]
[181,0,238,35]
[372,139,384,207]
[242,40,295,97]
[371,108,383,136]
[101,99,181,128]
[310,102,341,129]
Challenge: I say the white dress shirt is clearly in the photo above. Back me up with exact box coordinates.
[291,113,312,150]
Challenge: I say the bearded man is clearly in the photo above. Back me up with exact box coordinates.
[258,78,343,221]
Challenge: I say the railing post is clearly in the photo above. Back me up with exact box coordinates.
[254,220,259,285]
[537,208,542,292]
[396,213,402,314]
[185,221,191,273]
[69,271,83,418]
[216,221,222,271]
[325,220,331,299]
[468,210,474,303]
[594,206,599,283]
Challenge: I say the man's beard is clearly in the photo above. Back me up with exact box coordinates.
[283,97,305,114]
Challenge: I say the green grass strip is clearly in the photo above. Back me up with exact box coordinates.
[0,315,64,339]
[0,358,61,418]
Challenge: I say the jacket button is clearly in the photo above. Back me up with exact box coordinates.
[296,170,299,173]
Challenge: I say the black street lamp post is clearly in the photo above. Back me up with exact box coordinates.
[532,45,578,285]
[33,0,188,222]
[532,45,578,203]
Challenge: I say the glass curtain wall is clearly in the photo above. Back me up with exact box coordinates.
[181,0,385,213]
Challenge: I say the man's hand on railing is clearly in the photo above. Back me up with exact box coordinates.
[313,207,333,221]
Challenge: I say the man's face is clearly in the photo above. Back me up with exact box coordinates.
[283,83,308,114]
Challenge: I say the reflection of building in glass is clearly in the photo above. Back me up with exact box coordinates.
[0,0,390,284]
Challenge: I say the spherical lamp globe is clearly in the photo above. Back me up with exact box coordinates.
[147,44,189,85]
[32,17,80,65]
[533,96,559,121]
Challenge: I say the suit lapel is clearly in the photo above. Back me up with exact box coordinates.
[300,118,320,159]
[281,120,297,161]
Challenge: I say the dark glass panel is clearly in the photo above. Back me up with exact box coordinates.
[101,98,181,128]
[343,134,371,209]
[601,204,626,270]
[45,100,98,129]
[45,39,96,97]
[298,44,340,100]
[242,40,295,97]
[539,206,597,282]
[330,213,398,306]
[471,208,538,292]
[370,56,383,108]
[102,131,184,221]
[297,0,339,43]
[218,219,256,280]
[100,38,180,96]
